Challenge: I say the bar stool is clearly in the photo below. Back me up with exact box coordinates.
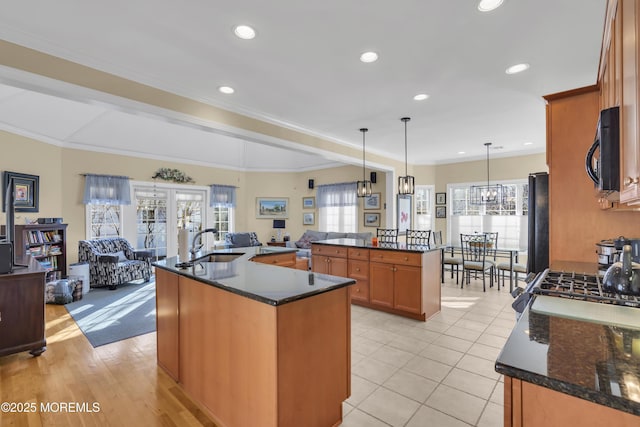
[376,228,398,243]
[406,229,431,246]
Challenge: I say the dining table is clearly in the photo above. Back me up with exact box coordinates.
[440,245,521,292]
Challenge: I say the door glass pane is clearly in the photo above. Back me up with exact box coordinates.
[136,188,168,259]
[176,191,204,249]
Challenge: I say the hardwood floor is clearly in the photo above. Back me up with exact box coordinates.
[0,304,217,427]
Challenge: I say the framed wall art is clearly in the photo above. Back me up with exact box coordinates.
[436,205,447,218]
[397,194,412,234]
[363,212,380,227]
[303,212,315,225]
[364,192,381,210]
[302,196,315,209]
[436,192,446,205]
[256,197,289,219]
[2,171,39,212]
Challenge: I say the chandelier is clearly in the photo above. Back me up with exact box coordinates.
[470,142,504,205]
[356,128,372,197]
[398,117,415,195]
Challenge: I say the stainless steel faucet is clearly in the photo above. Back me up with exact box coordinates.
[190,228,218,258]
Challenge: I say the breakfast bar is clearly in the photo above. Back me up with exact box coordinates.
[153,247,354,427]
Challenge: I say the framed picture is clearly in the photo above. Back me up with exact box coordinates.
[303,212,315,225]
[397,195,412,234]
[436,205,447,218]
[364,192,381,210]
[436,192,446,205]
[302,196,315,209]
[2,171,39,212]
[363,212,380,227]
[256,197,289,219]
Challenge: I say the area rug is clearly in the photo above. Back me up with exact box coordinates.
[65,280,156,348]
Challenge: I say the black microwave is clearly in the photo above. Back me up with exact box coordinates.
[585,106,620,194]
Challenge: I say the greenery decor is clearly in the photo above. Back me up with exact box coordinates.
[152,168,194,183]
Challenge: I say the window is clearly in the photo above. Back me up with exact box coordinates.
[211,206,233,241]
[448,180,528,250]
[317,182,358,232]
[86,204,122,239]
[415,185,434,230]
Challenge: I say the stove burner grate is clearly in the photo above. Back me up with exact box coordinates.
[532,270,640,308]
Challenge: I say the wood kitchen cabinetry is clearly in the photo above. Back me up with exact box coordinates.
[347,247,369,302]
[155,268,179,381]
[312,242,441,321]
[311,244,348,277]
[504,376,638,426]
[251,251,296,268]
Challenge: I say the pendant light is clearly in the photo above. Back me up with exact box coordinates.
[356,128,372,197]
[398,117,415,195]
[470,142,504,205]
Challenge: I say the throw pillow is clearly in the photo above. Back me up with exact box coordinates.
[231,233,252,247]
[107,251,128,262]
[295,232,314,249]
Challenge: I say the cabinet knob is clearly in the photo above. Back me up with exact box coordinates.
[356,267,360,272]
[624,176,639,186]
[404,257,408,261]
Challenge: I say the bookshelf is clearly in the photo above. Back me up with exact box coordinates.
[15,223,68,280]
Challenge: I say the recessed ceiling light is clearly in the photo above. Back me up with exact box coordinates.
[524,142,533,145]
[458,151,466,155]
[478,0,504,12]
[234,25,256,40]
[218,86,235,94]
[360,51,379,63]
[413,94,429,101]
[506,63,530,74]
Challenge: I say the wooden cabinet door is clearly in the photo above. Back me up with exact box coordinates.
[393,265,422,314]
[312,255,330,274]
[328,256,348,277]
[369,262,394,307]
[155,269,180,381]
[621,0,640,203]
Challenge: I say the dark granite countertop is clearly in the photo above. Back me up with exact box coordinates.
[313,238,440,253]
[495,295,640,415]
[153,246,355,306]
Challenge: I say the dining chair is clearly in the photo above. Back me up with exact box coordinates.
[497,261,527,288]
[460,233,495,292]
[435,231,461,284]
[376,228,398,243]
[483,231,499,281]
[406,229,431,247]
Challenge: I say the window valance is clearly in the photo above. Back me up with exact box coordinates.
[210,185,236,208]
[82,174,131,205]
[317,182,357,208]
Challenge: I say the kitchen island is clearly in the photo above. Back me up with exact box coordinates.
[311,239,441,321]
[153,246,354,427]
[495,278,640,426]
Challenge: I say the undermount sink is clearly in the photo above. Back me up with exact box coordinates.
[176,252,245,268]
[195,253,244,263]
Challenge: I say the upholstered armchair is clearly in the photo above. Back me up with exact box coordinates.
[78,237,153,290]
[224,232,262,248]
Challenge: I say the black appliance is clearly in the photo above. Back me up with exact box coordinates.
[0,242,12,274]
[527,172,549,274]
[585,106,620,195]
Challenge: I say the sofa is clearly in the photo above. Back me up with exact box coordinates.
[78,237,153,290]
[286,230,373,269]
[224,232,262,248]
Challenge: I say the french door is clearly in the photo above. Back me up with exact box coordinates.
[123,182,211,259]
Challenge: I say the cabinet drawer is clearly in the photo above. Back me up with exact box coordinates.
[350,279,369,302]
[369,249,421,266]
[311,244,348,258]
[252,252,295,266]
[348,247,369,261]
[348,260,369,279]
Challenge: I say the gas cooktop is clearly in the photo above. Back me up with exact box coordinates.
[531,270,640,308]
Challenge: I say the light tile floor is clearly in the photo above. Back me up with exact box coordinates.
[340,274,517,427]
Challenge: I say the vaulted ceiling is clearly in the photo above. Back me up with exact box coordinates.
[0,0,606,171]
